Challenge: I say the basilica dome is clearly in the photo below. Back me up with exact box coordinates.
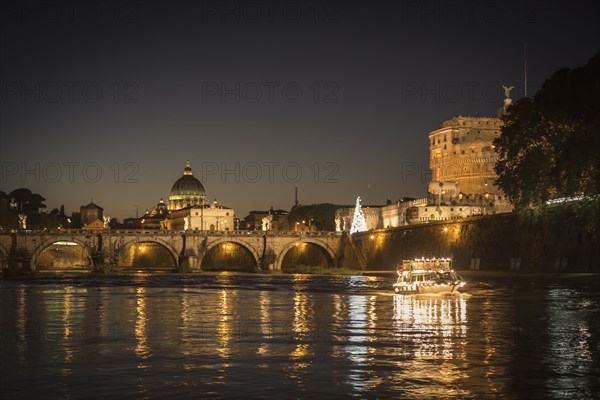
[168,161,207,211]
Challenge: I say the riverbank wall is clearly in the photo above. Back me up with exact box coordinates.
[340,211,599,273]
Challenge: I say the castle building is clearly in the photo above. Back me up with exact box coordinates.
[337,90,514,229]
[426,90,514,214]
[428,116,507,202]
[414,113,513,220]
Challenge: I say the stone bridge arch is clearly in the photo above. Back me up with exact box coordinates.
[276,238,337,270]
[30,237,94,271]
[117,238,180,268]
[201,236,262,270]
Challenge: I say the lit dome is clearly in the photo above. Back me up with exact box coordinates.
[168,161,207,210]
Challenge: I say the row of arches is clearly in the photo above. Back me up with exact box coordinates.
[30,240,334,272]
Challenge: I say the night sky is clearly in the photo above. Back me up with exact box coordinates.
[1,0,598,219]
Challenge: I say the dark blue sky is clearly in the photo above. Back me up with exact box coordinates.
[1,0,598,219]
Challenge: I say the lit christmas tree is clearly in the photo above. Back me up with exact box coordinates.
[349,196,368,234]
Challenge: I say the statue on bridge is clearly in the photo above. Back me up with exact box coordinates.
[103,216,111,229]
[18,214,27,230]
[261,216,272,231]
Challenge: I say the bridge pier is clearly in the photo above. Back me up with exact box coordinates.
[179,255,199,272]
[179,233,207,272]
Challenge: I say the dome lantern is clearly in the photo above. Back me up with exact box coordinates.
[183,160,193,176]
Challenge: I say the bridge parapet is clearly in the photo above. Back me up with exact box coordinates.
[1,228,341,237]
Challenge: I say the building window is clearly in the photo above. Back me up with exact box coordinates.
[195,212,198,215]
[226,212,229,216]
[461,150,465,154]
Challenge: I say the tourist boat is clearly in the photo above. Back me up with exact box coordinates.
[393,258,465,294]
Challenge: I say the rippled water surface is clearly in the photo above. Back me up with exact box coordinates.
[1,273,599,399]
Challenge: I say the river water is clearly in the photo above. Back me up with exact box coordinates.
[1,273,599,399]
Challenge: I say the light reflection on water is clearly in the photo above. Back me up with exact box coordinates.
[1,275,599,398]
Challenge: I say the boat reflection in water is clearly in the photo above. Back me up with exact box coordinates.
[391,294,471,397]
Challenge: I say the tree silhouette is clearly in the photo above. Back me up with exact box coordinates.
[494,52,600,232]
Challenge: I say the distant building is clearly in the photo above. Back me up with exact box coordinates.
[83,218,104,231]
[406,204,483,224]
[121,217,142,229]
[80,202,103,226]
[163,161,235,231]
[335,205,385,232]
[167,200,234,231]
[242,207,289,230]
[141,199,168,230]
[381,199,414,228]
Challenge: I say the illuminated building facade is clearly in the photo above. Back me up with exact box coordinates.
[164,161,234,231]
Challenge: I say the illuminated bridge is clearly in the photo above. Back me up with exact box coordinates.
[0,230,343,273]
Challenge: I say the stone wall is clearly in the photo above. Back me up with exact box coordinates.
[342,211,599,272]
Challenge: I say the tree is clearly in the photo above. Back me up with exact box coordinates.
[494,52,600,231]
[349,197,368,234]
[8,188,47,214]
[494,98,558,207]
[288,203,342,231]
